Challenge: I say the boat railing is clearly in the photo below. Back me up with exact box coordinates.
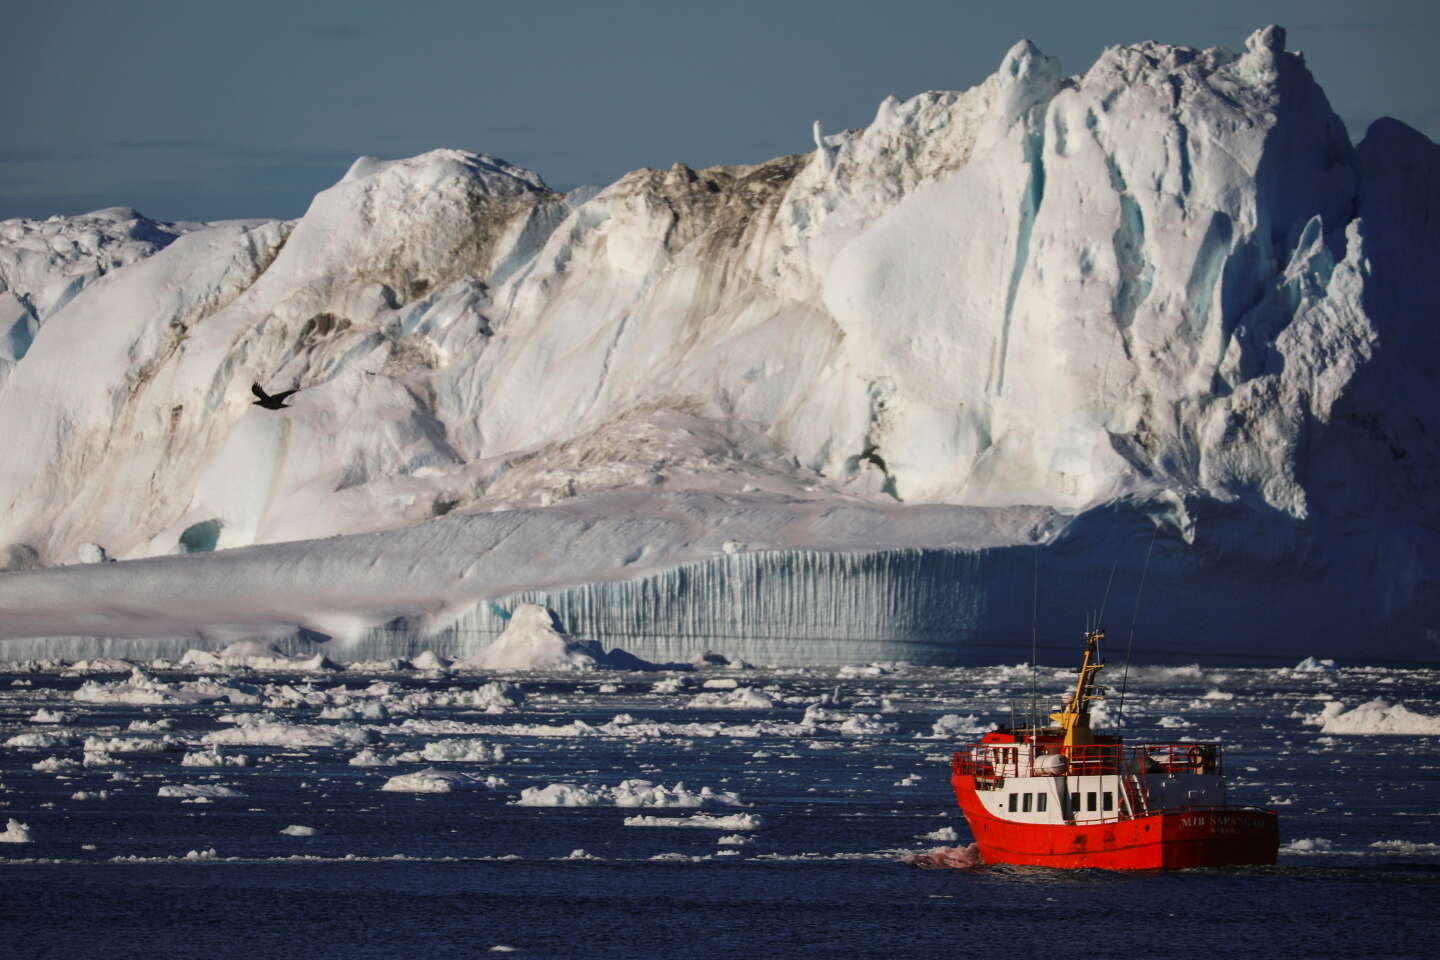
[951,741,1224,781]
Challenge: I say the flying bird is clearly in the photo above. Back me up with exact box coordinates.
[251,383,299,410]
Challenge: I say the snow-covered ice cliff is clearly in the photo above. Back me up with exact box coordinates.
[0,26,1435,664]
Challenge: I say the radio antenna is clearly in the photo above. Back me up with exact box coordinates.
[1097,557,1119,628]
[1029,546,1039,734]
[1117,524,1160,724]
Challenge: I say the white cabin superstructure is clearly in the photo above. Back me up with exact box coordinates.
[969,739,1229,825]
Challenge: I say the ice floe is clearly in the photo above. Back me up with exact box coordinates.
[685,687,776,709]
[1312,699,1440,735]
[84,735,179,753]
[452,604,654,672]
[1292,657,1339,672]
[408,739,505,762]
[0,819,34,843]
[181,748,251,767]
[1370,839,1440,855]
[348,748,397,767]
[381,768,506,793]
[180,643,340,673]
[74,669,260,706]
[202,722,373,749]
[5,732,70,749]
[127,718,175,732]
[1280,837,1334,853]
[926,714,992,738]
[513,779,743,808]
[622,813,762,830]
[157,784,246,799]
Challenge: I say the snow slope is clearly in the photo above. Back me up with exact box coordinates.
[0,26,1435,663]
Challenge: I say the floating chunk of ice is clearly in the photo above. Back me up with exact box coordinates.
[1370,840,1440,855]
[181,644,340,673]
[202,723,373,748]
[1314,699,1440,735]
[71,789,110,800]
[685,687,775,709]
[157,784,246,799]
[410,651,452,671]
[349,748,397,767]
[380,768,505,793]
[1280,837,1333,853]
[1292,657,1338,672]
[85,735,179,753]
[927,714,992,738]
[414,739,505,762]
[0,819,35,843]
[66,657,136,674]
[514,779,743,808]
[280,825,317,836]
[181,748,251,767]
[452,604,653,672]
[836,714,898,736]
[5,732,70,749]
[319,702,389,721]
[560,849,602,860]
[75,669,259,706]
[452,681,526,713]
[838,664,893,678]
[622,813,763,830]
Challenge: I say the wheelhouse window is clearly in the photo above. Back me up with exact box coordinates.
[1008,793,1019,812]
[1103,792,1115,812]
[1087,792,1097,811]
[1037,793,1048,812]
[1022,793,1033,813]
[1069,792,1080,813]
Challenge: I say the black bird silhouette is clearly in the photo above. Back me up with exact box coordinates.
[251,383,299,410]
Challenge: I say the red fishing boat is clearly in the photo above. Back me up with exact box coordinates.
[949,629,1278,869]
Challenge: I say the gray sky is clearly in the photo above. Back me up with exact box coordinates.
[3,0,1436,222]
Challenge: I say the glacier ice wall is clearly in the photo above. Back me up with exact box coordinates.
[0,26,1436,661]
[0,490,1425,666]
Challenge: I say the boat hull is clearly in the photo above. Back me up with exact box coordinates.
[955,779,1278,869]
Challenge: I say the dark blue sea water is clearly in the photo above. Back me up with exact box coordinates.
[2,662,1437,959]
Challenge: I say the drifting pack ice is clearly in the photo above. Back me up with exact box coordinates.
[0,26,1435,664]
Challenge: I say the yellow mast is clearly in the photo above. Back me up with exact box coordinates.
[1050,628,1105,747]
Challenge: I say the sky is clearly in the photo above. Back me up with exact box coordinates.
[3,0,1436,223]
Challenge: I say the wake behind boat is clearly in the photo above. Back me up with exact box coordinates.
[948,628,1279,869]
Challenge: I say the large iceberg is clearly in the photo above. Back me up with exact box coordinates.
[0,26,1435,665]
